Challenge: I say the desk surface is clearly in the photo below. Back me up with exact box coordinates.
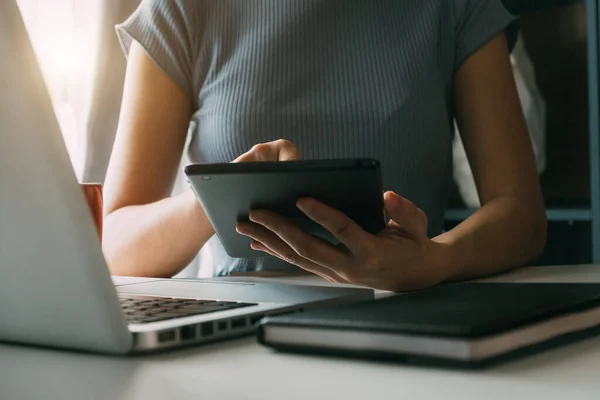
[3,265,600,400]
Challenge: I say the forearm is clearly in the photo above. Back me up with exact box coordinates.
[102,190,214,277]
[432,195,547,282]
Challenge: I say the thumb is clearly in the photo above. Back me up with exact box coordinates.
[383,191,428,238]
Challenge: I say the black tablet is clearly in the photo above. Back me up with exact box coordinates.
[184,159,386,258]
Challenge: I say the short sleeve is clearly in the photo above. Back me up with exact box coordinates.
[115,0,198,97]
[453,0,518,72]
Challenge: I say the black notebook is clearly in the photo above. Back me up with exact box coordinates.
[257,283,600,368]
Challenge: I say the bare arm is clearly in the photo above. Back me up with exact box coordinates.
[102,41,214,277]
[432,33,547,280]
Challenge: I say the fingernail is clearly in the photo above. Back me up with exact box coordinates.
[236,224,250,234]
[297,198,312,212]
[249,211,263,222]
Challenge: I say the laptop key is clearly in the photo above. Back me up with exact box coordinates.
[151,312,185,319]
[180,300,216,306]
[177,303,225,310]
[169,308,221,315]
[146,307,171,313]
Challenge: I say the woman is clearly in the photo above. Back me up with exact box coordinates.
[103,0,547,291]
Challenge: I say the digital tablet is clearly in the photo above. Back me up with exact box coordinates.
[184,159,386,258]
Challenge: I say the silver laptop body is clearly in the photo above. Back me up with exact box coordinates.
[0,1,372,355]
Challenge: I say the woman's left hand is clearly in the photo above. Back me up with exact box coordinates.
[236,191,448,292]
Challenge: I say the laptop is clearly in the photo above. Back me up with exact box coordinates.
[0,0,372,355]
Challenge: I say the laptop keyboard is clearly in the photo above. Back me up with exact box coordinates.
[119,295,257,324]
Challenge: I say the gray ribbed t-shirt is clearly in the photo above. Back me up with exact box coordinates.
[116,0,516,276]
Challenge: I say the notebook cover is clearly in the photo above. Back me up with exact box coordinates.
[257,283,600,367]
[258,323,600,369]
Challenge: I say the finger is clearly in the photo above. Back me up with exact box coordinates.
[274,139,302,161]
[237,223,304,267]
[247,211,354,272]
[234,140,301,163]
[234,143,276,162]
[237,222,288,256]
[296,198,372,255]
[249,240,284,258]
[238,222,318,266]
[233,152,257,163]
[250,241,340,283]
[237,224,349,282]
[383,191,428,238]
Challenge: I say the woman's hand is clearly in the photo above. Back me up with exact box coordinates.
[234,139,301,162]
[236,191,448,292]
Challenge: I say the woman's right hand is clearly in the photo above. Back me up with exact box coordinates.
[234,139,301,162]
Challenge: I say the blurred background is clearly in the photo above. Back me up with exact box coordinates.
[16,0,139,183]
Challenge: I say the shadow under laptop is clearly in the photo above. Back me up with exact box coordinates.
[0,343,136,400]
[0,338,255,400]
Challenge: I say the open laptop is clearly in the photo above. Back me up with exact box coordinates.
[0,0,372,355]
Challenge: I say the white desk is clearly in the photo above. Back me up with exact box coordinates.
[3,265,600,400]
